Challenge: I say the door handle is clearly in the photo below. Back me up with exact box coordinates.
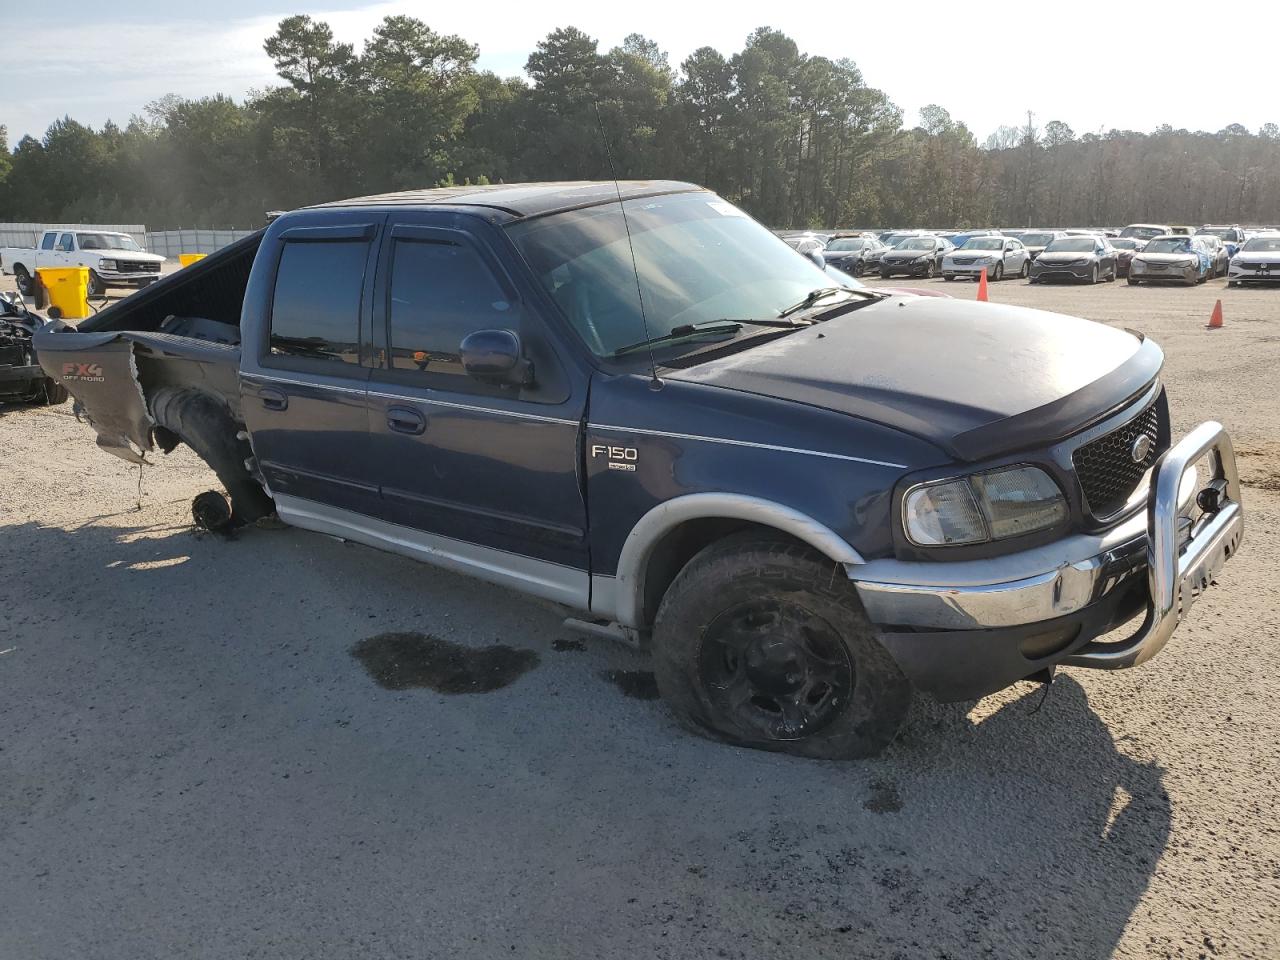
[260,387,288,411]
[386,406,426,436]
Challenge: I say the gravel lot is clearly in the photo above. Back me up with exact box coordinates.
[2,270,1278,959]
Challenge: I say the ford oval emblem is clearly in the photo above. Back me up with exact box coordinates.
[1131,434,1153,463]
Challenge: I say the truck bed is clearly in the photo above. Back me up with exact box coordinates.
[32,232,262,465]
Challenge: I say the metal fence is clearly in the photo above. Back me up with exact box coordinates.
[145,229,257,259]
[0,222,147,249]
[0,222,255,260]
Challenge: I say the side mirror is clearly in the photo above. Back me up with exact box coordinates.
[806,248,826,269]
[459,329,532,386]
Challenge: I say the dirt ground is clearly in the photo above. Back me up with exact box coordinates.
[1,269,1277,959]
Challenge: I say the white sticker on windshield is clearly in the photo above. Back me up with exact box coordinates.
[706,201,745,217]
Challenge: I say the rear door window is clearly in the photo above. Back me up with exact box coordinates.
[385,238,516,390]
[269,240,369,365]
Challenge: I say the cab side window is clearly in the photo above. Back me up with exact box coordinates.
[386,238,516,389]
[56,233,74,252]
[269,240,368,365]
[40,233,56,251]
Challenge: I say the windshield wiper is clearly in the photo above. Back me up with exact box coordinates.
[778,285,881,319]
[779,286,846,318]
[611,321,743,357]
[610,317,810,358]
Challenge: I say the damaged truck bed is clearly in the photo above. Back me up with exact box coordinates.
[34,233,274,526]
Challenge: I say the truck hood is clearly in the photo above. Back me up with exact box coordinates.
[100,249,165,262]
[666,296,1161,462]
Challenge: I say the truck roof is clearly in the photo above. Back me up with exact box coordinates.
[310,180,702,219]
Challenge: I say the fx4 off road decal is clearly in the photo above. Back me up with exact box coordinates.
[591,444,638,472]
[62,361,104,382]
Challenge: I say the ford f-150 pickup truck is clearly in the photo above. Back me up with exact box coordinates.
[2,229,165,297]
[33,181,1244,759]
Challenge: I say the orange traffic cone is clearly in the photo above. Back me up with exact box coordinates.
[976,268,989,302]
[1207,299,1223,329]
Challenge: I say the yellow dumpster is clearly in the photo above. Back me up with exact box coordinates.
[36,267,90,321]
[178,253,207,267]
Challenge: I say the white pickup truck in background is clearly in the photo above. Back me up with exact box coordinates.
[0,229,165,297]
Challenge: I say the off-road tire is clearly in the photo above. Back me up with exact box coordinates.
[149,386,274,527]
[651,532,912,760]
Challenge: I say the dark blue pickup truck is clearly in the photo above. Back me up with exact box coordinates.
[35,181,1244,759]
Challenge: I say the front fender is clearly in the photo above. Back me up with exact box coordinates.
[594,493,865,628]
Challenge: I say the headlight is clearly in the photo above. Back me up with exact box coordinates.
[98,259,117,271]
[903,465,1067,546]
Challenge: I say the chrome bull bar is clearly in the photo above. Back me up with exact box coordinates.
[1065,421,1243,669]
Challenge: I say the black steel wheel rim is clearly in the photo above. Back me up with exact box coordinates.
[696,599,854,741]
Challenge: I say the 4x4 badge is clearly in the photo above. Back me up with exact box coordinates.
[591,444,638,472]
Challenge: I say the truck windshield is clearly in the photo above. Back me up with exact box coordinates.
[78,233,142,252]
[507,192,840,359]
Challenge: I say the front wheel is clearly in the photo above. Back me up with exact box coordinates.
[1019,260,1030,279]
[880,270,891,280]
[924,261,936,279]
[992,263,1004,282]
[87,270,107,298]
[652,533,912,760]
[1128,276,1140,285]
[1089,264,1099,284]
[13,266,34,296]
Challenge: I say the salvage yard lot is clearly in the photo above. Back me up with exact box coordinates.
[1,273,1278,958]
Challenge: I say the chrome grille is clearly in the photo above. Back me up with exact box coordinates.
[1072,403,1163,518]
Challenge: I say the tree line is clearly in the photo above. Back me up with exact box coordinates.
[2,15,1280,231]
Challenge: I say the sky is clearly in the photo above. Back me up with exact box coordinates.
[7,0,1278,147]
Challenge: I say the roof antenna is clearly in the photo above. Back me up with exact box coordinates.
[593,99,662,391]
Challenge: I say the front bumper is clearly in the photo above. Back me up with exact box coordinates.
[850,422,1243,700]
[97,271,161,287]
[1227,266,1280,284]
[880,260,932,276]
[942,261,997,279]
[1029,261,1094,282]
[1130,263,1197,283]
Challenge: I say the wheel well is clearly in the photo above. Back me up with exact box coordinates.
[639,519,820,628]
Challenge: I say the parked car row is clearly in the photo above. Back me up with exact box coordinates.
[777,221,1275,288]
